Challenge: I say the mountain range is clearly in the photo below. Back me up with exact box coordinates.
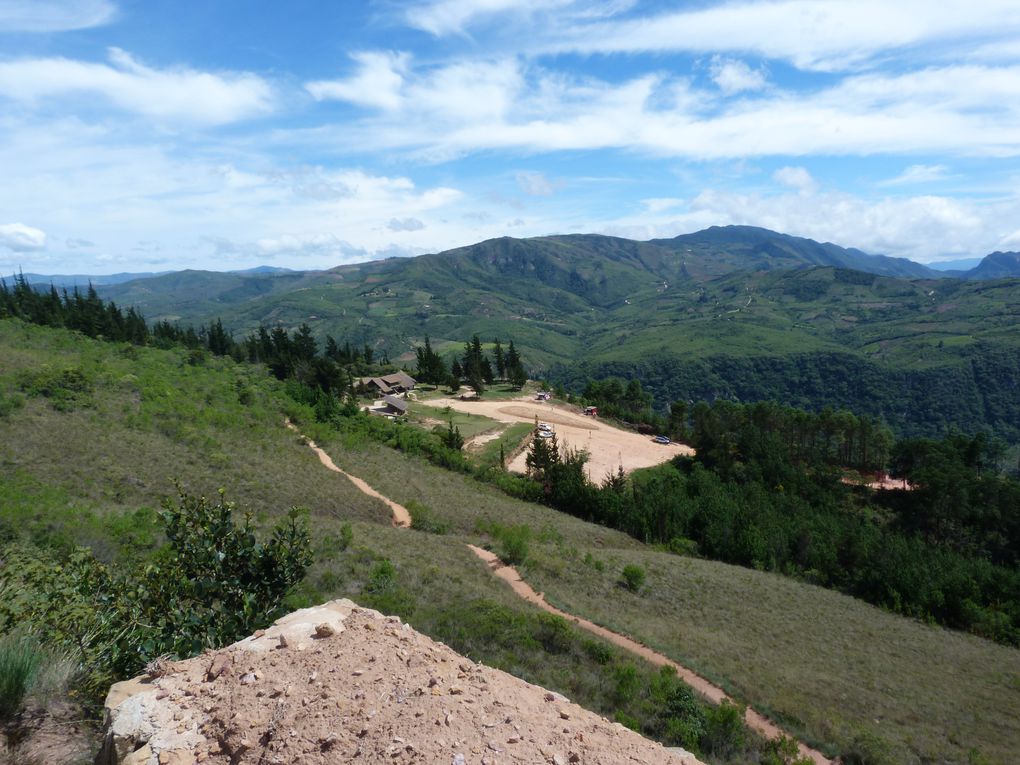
[17,225,1020,441]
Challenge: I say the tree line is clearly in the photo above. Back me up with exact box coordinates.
[416,334,527,393]
[514,399,1020,646]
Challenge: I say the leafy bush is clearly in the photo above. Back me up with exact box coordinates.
[17,366,93,410]
[497,524,531,565]
[620,564,646,592]
[406,500,448,535]
[0,487,313,703]
[360,558,417,618]
[0,392,23,419]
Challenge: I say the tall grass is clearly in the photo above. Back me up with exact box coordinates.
[0,632,44,719]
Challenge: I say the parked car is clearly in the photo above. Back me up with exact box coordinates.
[653,435,671,444]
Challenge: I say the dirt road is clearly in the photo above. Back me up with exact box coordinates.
[285,420,411,528]
[467,545,833,765]
[421,396,693,480]
[287,420,831,764]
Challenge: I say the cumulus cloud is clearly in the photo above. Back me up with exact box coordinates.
[0,0,115,32]
[306,51,407,110]
[773,166,817,192]
[387,217,425,231]
[0,48,273,124]
[603,183,1009,263]
[0,223,46,251]
[710,57,768,94]
[516,171,554,196]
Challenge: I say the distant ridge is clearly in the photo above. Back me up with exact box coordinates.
[652,225,940,280]
[965,251,1020,280]
[11,265,294,289]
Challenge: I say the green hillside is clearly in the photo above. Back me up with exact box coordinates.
[2,319,1019,764]
[90,227,1020,441]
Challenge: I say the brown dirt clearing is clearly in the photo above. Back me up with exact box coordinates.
[421,397,693,481]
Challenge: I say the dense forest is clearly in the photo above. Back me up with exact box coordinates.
[550,348,1020,443]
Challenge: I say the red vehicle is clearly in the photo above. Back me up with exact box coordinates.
[584,406,598,416]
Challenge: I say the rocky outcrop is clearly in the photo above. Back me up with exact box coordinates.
[97,599,701,764]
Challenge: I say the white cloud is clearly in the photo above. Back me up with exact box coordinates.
[641,198,684,213]
[254,233,364,260]
[404,0,611,36]
[65,237,94,248]
[541,0,1020,72]
[0,48,273,125]
[387,217,425,231]
[601,184,1009,262]
[306,51,407,110]
[516,171,554,196]
[710,57,768,94]
[878,164,950,186]
[773,166,816,193]
[305,54,1020,161]
[0,0,115,32]
[0,223,46,251]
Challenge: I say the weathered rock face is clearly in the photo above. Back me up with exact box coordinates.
[97,599,702,765]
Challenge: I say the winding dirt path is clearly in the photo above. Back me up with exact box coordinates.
[467,545,832,765]
[286,419,831,764]
[285,420,411,528]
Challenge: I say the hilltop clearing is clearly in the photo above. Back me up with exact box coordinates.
[420,395,692,480]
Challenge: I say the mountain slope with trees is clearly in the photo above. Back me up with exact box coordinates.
[38,226,1020,441]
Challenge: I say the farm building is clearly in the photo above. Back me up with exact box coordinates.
[361,372,416,396]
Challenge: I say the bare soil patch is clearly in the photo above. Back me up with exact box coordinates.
[421,397,693,481]
[104,602,700,764]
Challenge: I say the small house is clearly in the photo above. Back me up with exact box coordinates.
[379,395,408,417]
[363,371,417,396]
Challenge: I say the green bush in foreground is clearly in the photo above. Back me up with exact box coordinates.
[0,487,313,705]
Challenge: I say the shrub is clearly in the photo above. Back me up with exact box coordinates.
[532,613,572,654]
[360,558,416,618]
[497,525,531,565]
[701,700,746,758]
[406,500,449,535]
[620,564,646,592]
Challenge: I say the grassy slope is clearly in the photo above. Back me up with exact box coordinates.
[313,431,1020,765]
[2,319,1019,764]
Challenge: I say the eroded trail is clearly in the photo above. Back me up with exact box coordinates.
[287,420,831,765]
[285,420,411,528]
[467,545,832,765]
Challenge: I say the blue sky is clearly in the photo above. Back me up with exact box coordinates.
[3,0,1020,274]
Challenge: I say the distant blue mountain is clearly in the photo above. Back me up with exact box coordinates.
[10,266,293,289]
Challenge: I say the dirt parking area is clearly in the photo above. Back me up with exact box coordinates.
[421,396,693,481]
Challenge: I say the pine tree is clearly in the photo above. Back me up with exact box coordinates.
[493,338,506,380]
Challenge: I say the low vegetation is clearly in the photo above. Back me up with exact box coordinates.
[1,282,1018,764]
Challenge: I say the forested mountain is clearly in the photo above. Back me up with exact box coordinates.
[41,225,1020,442]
